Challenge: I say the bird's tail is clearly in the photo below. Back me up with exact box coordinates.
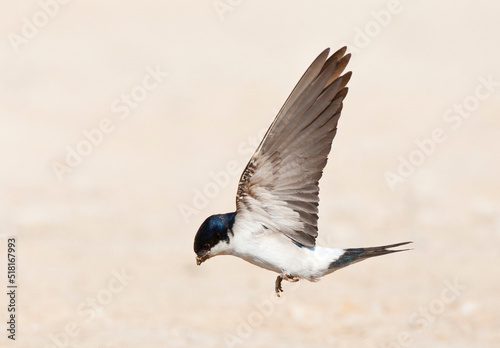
[329,241,412,270]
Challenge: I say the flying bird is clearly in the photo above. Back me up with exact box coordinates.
[194,47,411,296]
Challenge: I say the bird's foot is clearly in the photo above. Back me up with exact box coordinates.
[275,273,299,297]
[283,273,299,282]
[275,276,283,297]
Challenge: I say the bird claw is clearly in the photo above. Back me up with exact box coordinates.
[275,273,299,296]
[284,274,299,282]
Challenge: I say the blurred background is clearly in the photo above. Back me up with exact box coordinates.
[1,1,499,347]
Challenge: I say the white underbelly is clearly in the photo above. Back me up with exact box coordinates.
[230,231,343,281]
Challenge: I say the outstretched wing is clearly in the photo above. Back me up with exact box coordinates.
[236,47,351,247]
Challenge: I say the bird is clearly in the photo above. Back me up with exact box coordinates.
[193,47,411,296]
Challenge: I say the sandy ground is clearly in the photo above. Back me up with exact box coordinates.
[1,1,500,347]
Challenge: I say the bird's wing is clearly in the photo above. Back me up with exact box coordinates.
[236,47,351,247]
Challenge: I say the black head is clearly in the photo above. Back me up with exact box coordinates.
[194,212,236,265]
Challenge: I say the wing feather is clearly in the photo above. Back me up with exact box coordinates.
[236,47,351,247]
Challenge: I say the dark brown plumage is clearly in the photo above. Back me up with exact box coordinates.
[236,47,352,247]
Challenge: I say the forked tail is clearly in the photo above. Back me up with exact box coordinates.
[329,241,412,270]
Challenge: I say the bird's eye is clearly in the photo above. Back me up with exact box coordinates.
[203,243,210,250]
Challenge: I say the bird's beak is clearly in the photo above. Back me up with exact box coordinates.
[196,251,210,265]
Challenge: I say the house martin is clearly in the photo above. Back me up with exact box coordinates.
[194,47,411,296]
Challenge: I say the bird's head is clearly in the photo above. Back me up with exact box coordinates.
[194,212,236,265]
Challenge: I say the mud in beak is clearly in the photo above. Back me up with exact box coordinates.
[196,250,210,265]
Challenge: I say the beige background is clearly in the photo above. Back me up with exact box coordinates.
[1,1,499,347]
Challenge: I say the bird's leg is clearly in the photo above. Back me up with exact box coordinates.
[275,273,300,297]
[275,275,284,297]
